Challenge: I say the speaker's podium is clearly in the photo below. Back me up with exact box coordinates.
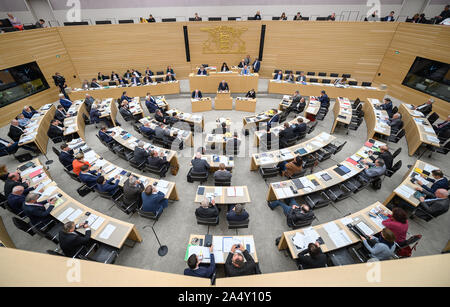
[215,91,233,110]
[191,97,212,113]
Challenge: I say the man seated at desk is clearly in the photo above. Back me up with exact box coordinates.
[140,122,155,138]
[379,98,394,118]
[225,244,258,277]
[123,176,145,208]
[197,66,208,75]
[84,94,95,113]
[285,72,295,82]
[0,137,35,157]
[111,71,119,80]
[47,119,66,140]
[154,122,171,141]
[96,175,121,196]
[273,71,283,81]
[293,117,307,136]
[237,59,246,68]
[252,58,260,73]
[90,78,102,88]
[361,158,386,180]
[279,122,296,148]
[8,119,25,142]
[79,164,102,188]
[59,94,73,111]
[144,93,159,114]
[220,62,230,72]
[59,143,75,170]
[16,113,30,127]
[297,242,327,270]
[22,105,38,119]
[7,186,27,215]
[119,101,134,119]
[246,89,256,99]
[388,113,403,132]
[166,66,175,75]
[191,152,210,173]
[433,115,450,137]
[130,75,141,86]
[226,204,249,222]
[145,67,154,76]
[296,72,306,82]
[141,185,168,216]
[132,141,150,165]
[213,122,229,134]
[22,193,56,227]
[148,150,170,171]
[214,163,232,181]
[225,132,241,154]
[54,105,68,122]
[368,145,393,171]
[319,90,330,109]
[165,72,176,82]
[240,65,250,75]
[142,75,152,84]
[59,221,91,258]
[244,55,251,66]
[415,169,448,194]
[195,198,219,219]
[4,172,32,196]
[414,189,449,221]
[120,91,132,102]
[192,89,203,99]
[131,69,142,77]
[218,80,229,92]
[268,198,314,225]
[413,98,434,117]
[266,110,280,130]
[89,105,109,128]
[184,245,216,278]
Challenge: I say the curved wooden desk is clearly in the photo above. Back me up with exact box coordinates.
[253,115,310,147]
[330,97,352,134]
[64,100,89,140]
[363,98,391,139]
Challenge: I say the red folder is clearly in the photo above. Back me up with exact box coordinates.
[346,158,358,165]
[29,169,43,178]
[364,141,373,148]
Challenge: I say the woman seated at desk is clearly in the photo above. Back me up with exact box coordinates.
[221,62,230,72]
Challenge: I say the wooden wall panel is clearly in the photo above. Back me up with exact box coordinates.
[58,24,191,82]
[0,28,78,126]
[374,23,450,118]
[261,21,398,82]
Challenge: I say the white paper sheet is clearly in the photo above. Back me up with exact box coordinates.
[99,224,116,240]
[57,207,75,221]
[67,209,83,222]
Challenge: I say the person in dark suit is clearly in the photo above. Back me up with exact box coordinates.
[191,152,210,173]
[140,123,155,138]
[84,94,95,113]
[413,98,433,117]
[273,71,283,81]
[22,106,38,119]
[59,143,75,170]
[132,142,149,165]
[319,90,330,108]
[279,122,296,148]
[0,138,20,156]
[131,69,142,77]
[415,169,448,194]
[124,70,132,78]
[218,80,229,91]
[197,66,207,75]
[148,150,169,170]
[166,66,175,75]
[213,122,229,134]
[119,102,134,120]
[296,242,327,269]
[292,117,307,136]
[111,71,119,80]
[147,14,156,22]
[4,172,31,196]
[130,75,140,86]
[98,127,115,144]
[293,12,302,20]
[388,113,403,131]
[184,245,216,278]
[59,221,91,257]
[9,120,25,142]
[122,176,145,207]
[48,119,65,140]
[369,145,393,170]
[296,72,306,82]
[90,78,101,88]
[220,62,230,72]
[145,67,154,76]
[237,59,246,68]
[192,89,203,99]
[252,58,260,73]
[89,105,102,126]
[54,105,68,122]
[254,11,261,20]
[96,175,120,196]
[154,123,170,141]
[165,72,176,81]
[225,244,257,277]
[120,91,132,102]
[383,11,395,22]
[226,204,249,222]
[154,109,166,124]
[267,110,280,129]
[225,132,241,154]
[141,185,168,216]
[142,75,152,84]
[53,72,69,98]
[58,94,73,111]
[195,199,219,219]
[414,189,449,221]
[433,115,450,137]
[245,89,256,99]
[7,185,27,215]
[291,90,301,105]
[79,165,102,188]
[144,94,159,113]
[22,193,55,227]
[285,72,295,82]
[379,98,394,118]
[327,13,336,21]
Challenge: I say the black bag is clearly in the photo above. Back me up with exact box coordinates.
[77,184,92,197]
[371,177,382,190]
[275,236,281,246]
[15,153,33,162]
[287,209,314,228]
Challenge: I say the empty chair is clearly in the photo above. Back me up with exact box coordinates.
[361,82,372,87]
[427,112,439,125]
[392,147,402,159]
[272,17,281,20]
[352,98,361,109]
[342,73,351,78]
[330,73,339,77]
[227,218,249,229]
[309,78,318,83]
[214,177,231,186]
[316,148,332,161]
[427,140,450,158]
[96,20,112,24]
[118,19,134,23]
[285,70,293,74]
[228,17,240,20]
[322,79,331,84]
[385,160,402,178]
[290,216,314,229]
[113,194,138,215]
[259,166,279,180]
[208,17,221,21]
[162,18,177,22]
[304,192,332,209]
[307,121,318,134]
[295,71,303,75]
[143,163,169,178]
[115,147,134,161]
[318,72,327,76]
[129,159,146,171]
[187,168,208,183]
[342,177,363,193]
[196,215,219,226]
[307,72,315,76]
[12,217,36,237]
[156,71,164,75]
[316,17,327,21]
[137,206,160,220]
[325,184,352,202]
[325,141,347,155]
[82,243,119,264]
[388,129,405,143]
[289,168,307,179]
[348,81,357,86]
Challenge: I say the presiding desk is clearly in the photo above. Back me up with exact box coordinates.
[67,138,179,200]
[254,115,310,147]
[278,202,390,258]
[266,139,386,201]
[18,103,55,155]
[363,98,391,139]
[189,71,259,93]
[268,80,386,100]
[194,186,251,205]
[331,97,352,134]
[399,103,440,156]
[191,97,212,113]
[69,81,180,100]
[383,160,439,208]
[64,100,89,140]
[186,234,258,264]
[18,159,142,249]
[215,91,233,110]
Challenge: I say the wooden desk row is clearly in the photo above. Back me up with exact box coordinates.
[243,109,281,130]
[271,72,357,83]
[266,139,386,201]
[18,104,56,155]
[138,117,194,147]
[192,154,235,171]
[399,103,440,156]
[330,97,352,133]
[194,186,251,205]
[69,81,180,100]
[363,98,391,139]
[189,72,258,93]
[250,132,336,171]
[64,100,89,140]
[278,202,390,259]
[18,159,142,249]
[165,108,204,131]
[253,115,310,147]
[95,98,119,127]
[268,80,387,100]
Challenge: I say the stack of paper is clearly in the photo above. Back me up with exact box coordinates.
[395,185,415,199]
[99,224,116,240]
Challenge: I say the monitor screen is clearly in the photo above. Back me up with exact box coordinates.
[401,57,450,103]
[0,61,50,108]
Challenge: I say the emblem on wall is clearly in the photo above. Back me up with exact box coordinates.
[200,26,247,54]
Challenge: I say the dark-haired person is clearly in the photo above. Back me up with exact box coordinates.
[90,78,101,88]
[296,242,327,269]
[79,164,101,188]
[252,58,260,73]
[319,90,330,109]
[368,145,393,171]
[59,143,75,170]
[292,117,307,136]
[361,228,396,260]
[221,62,230,72]
[383,11,395,21]
[184,245,216,278]
[226,204,249,222]
[273,70,283,81]
[197,66,207,75]
[35,19,46,28]
[22,193,56,227]
[280,12,287,20]
[435,5,450,23]
[267,198,314,226]
[327,12,336,21]
[281,156,304,178]
[120,91,132,103]
[380,207,408,244]
[379,98,393,118]
[415,169,448,194]
[414,189,449,221]
[47,119,65,140]
[141,185,168,216]
[192,89,203,99]
[254,11,261,20]
[59,221,91,257]
[54,105,68,122]
[245,89,256,99]
[293,12,302,20]
[225,244,258,277]
[166,66,175,75]
[96,175,120,196]
[147,14,156,22]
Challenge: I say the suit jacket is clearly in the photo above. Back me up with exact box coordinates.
[133,147,149,165]
[165,75,176,81]
[218,82,229,91]
[285,75,295,82]
[119,107,133,118]
[142,191,166,213]
[89,109,101,123]
[59,150,75,168]
[319,95,330,108]
[148,156,167,169]
[416,103,432,116]
[22,109,37,119]
[380,101,393,118]
[79,171,100,188]
[191,158,210,173]
[435,121,450,136]
[7,193,25,215]
[23,201,54,226]
[293,123,307,136]
[59,98,73,111]
[273,73,283,80]
[214,170,232,180]
[364,163,386,178]
[130,76,140,85]
[192,91,203,99]
[226,209,249,222]
[82,97,96,112]
[59,229,92,257]
[268,114,280,126]
[145,97,158,113]
[154,112,165,123]
[54,109,67,122]
[9,125,24,142]
[279,126,296,142]
[417,189,450,220]
[99,130,113,143]
[421,177,449,194]
[145,69,154,76]
[123,179,144,206]
[296,75,306,82]
[140,126,155,136]
[252,60,260,73]
[374,151,393,170]
[184,254,216,278]
[246,91,256,99]
[388,118,403,131]
[225,250,257,277]
[90,82,101,88]
[197,69,207,75]
[195,205,219,219]
[120,95,132,102]
[154,126,170,140]
[4,179,30,196]
[297,249,327,269]
[124,72,132,78]
[48,125,64,139]
[111,73,119,80]
[96,178,120,195]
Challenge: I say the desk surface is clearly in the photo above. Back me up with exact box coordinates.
[304,96,321,116]
[254,115,310,146]
[138,117,193,146]
[271,72,357,83]
[279,202,390,258]
[364,98,391,138]
[243,109,281,127]
[18,104,55,154]
[64,100,88,139]
[191,154,234,170]
[194,186,251,204]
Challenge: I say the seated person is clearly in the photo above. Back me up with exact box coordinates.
[90,78,101,88]
[148,150,170,170]
[433,115,450,137]
[195,199,219,219]
[166,66,175,75]
[130,75,140,85]
[22,193,56,227]
[225,244,257,277]
[98,126,115,144]
[0,138,35,156]
[96,175,120,196]
[191,152,210,173]
[252,58,260,73]
[318,90,330,109]
[388,113,403,131]
[72,152,91,176]
[165,72,176,81]
[79,164,101,188]
[144,94,159,113]
[4,172,32,196]
[361,228,396,261]
[285,72,295,82]
[54,105,68,122]
[192,89,203,99]
[140,123,155,137]
[142,75,152,84]
[184,245,216,278]
[414,188,449,221]
[145,67,154,76]
[47,119,65,140]
[226,204,249,222]
[361,158,386,179]
[221,62,230,72]
[59,221,91,257]
[124,70,132,78]
[119,101,134,119]
[123,176,145,207]
[132,141,149,165]
[7,186,27,215]
[266,110,280,129]
[327,12,336,21]
[380,207,408,244]
[279,156,304,178]
[58,143,75,169]
[213,122,229,134]
[89,105,109,127]
[415,169,448,194]
[296,72,306,82]
[16,113,30,127]
[273,71,283,81]
[240,65,250,75]
[120,91,132,103]
[368,145,393,170]
[379,98,394,118]
[296,242,327,269]
[154,123,171,141]
[291,90,301,104]
[268,198,314,227]
[225,132,241,154]
[59,94,73,111]
[245,89,256,99]
[413,98,433,117]
[244,55,251,66]
[9,119,25,142]
[218,80,229,92]
[214,163,232,181]
[292,117,307,136]
[141,185,168,216]
[197,66,207,75]
[111,71,119,80]
[22,105,38,119]
[237,59,246,68]
[278,122,296,148]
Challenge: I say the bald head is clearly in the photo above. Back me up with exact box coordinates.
[201,199,209,208]
[436,189,448,199]
[195,152,202,159]
[393,113,400,119]
[12,185,24,195]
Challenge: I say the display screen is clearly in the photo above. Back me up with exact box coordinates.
[0,62,50,108]
[402,57,450,103]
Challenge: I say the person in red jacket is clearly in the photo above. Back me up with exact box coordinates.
[381,207,408,244]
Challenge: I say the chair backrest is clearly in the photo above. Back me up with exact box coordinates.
[348,81,357,86]
[307,71,315,75]
[274,69,281,74]
[342,73,351,78]
[396,129,405,139]
[322,79,331,84]
[228,218,249,229]
[118,19,134,24]
[309,78,318,83]
[361,82,372,87]
[330,73,339,77]
[392,147,401,158]
[427,112,439,125]
[334,141,347,154]
[208,17,221,21]
[52,146,60,157]
[295,71,303,75]
[318,72,326,76]
[214,178,231,186]
[137,208,159,220]
[285,70,293,74]
[12,217,35,236]
[272,17,280,20]
[96,20,112,24]
[392,106,398,114]
[196,215,219,225]
[162,18,177,22]
[390,160,402,174]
